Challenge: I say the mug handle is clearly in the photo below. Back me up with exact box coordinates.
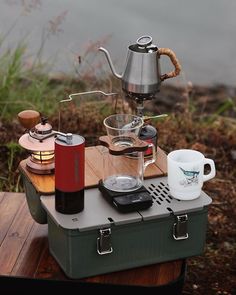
[143,143,156,170]
[203,158,216,182]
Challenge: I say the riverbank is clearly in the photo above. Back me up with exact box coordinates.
[0,80,236,294]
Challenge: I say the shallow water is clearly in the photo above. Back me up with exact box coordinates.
[0,0,235,86]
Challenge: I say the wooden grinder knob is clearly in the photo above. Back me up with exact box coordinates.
[18,110,40,129]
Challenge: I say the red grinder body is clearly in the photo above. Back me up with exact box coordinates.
[55,134,85,214]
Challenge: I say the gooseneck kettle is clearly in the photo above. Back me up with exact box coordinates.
[99,35,181,100]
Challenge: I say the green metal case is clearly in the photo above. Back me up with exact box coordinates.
[21,173,48,224]
[41,176,211,279]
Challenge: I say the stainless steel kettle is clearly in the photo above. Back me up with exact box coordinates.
[99,35,181,99]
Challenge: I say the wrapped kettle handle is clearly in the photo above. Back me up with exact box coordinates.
[158,48,181,81]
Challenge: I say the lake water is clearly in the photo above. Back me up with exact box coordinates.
[0,0,236,86]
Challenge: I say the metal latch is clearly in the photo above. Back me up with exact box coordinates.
[173,214,189,240]
[97,228,113,255]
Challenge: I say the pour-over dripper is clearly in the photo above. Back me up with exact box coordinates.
[103,114,143,147]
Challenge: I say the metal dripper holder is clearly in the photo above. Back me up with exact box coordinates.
[58,90,118,131]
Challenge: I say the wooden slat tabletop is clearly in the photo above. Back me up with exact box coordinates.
[18,146,166,195]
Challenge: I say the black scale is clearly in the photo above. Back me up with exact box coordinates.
[98,180,153,213]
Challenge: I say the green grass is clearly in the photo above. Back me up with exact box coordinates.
[0,39,118,122]
[0,41,67,120]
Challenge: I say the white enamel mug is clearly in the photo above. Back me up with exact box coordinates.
[167,149,216,200]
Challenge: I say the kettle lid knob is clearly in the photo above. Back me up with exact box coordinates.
[136,35,153,47]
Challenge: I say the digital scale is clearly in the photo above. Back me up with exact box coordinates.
[98,179,153,213]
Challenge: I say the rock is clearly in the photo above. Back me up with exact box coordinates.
[230,150,236,160]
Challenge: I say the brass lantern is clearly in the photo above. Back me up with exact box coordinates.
[18,110,55,175]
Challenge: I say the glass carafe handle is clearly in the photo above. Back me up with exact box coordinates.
[143,143,156,169]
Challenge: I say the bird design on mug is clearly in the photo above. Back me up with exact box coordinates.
[179,167,200,186]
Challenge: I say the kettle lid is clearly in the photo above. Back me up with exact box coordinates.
[129,35,157,53]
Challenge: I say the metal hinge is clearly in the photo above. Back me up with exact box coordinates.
[173,214,189,240]
[97,228,113,255]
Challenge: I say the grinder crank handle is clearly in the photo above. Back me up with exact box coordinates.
[158,48,181,81]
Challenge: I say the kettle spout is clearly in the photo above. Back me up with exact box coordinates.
[99,47,122,79]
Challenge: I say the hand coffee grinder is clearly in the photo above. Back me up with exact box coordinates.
[99,35,181,153]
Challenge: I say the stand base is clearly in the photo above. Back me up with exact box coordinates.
[26,157,54,175]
